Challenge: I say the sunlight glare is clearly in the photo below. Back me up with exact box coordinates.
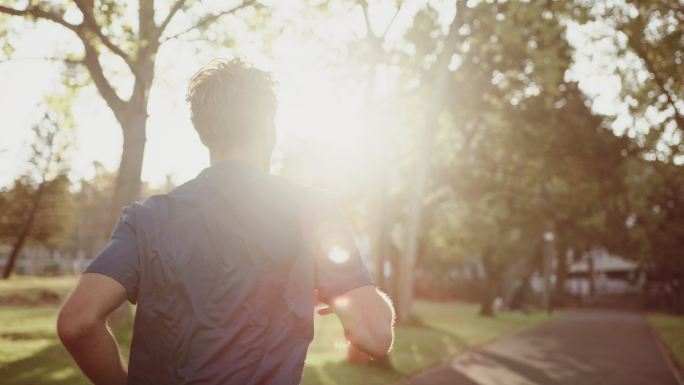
[333,296,350,309]
[328,246,350,264]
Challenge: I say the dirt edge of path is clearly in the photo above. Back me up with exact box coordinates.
[649,320,684,385]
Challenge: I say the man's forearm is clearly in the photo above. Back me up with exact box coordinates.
[333,286,395,357]
[60,322,127,385]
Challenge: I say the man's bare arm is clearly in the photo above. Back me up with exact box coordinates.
[57,273,129,385]
[330,285,395,357]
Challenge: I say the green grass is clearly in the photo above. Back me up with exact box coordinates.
[649,313,684,366]
[0,275,76,304]
[0,276,554,385]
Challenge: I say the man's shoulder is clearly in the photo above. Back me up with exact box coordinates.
[134,173,338,216]
[127,177,208,220]
[166,175,209,200]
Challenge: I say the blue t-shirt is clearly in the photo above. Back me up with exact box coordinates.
[86,160,374,385]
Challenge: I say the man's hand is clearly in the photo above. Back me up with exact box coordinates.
[329,285,395,357]
[57,273,129,385]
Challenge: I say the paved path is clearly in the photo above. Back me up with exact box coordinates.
[401,310,680,385]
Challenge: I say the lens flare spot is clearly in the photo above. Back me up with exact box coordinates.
[333,296,350,309]
[328,246,350,264]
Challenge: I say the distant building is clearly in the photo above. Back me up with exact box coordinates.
[566,249,642,297]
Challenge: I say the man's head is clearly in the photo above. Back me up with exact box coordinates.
[186,58,277,168]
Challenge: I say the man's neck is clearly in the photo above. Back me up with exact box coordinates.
[210,150,269,171]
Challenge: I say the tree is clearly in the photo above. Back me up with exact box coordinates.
[432,0,573,315]
[1,112,75,279]
[394,0,467,323]
[577,0,684,312]
[304,0,606,318]
[584,0,683,157]
[406,0,642,315]
[622,158,684,313]
[0,0,262,225]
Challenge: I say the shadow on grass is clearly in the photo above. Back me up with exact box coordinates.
[302,361,402,385]
[0,342,89,385]
[0,318,132,385]
[301,317,471,385]
[389,316,469,374]
[0,331,57,340]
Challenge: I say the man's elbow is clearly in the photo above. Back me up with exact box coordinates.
[56,307,101,348]
[338,286,396,357]
[368,329,394,357]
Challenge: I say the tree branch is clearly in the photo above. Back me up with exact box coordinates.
[158,0,188,36]
[72,0,134,69]
[160,0,257,42]
[1,3,127,119]
[358,0,375,38]
[620,15,684,131]
[82,44,127,120]
[381,1,404,39]
[358,0,384,66]
[633,44,684,130]
[0,56,82,66]
[0,5,26,16]
[0,5,80,34]
[423,0,467,88]
[126,0,157,108]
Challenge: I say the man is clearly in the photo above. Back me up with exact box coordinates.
[57,58,395,385]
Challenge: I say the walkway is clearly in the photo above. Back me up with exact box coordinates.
[400,310,680,385]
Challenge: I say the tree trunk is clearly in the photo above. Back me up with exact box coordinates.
[106,110,147,325]
[109,111,147,225]
[396,148,430,323]
[554,243,568,308]
[2,185,44,279]
[678,276,684,315]
[108,0,156,228]
[479,279,497,317]
[369,146,389,290]
[386,242,401,301]
[588,254,596,297]
[397,154,430,323]
[376,188,392,292]
[541,224,556,313]
[510,273,532,311]
[479,250,498,317]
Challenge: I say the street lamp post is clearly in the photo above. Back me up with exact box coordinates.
[542,227,555,313]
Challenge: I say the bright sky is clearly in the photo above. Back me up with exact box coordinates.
[0,1,621,189]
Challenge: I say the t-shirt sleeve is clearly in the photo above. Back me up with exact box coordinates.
[312,196,375,304]
[85,206,140,304]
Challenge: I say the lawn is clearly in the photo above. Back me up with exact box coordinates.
[649,313,684,367]
[0,276,554,385]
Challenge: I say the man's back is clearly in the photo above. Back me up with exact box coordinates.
[86,160,374,384]
[57,59,393,385]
